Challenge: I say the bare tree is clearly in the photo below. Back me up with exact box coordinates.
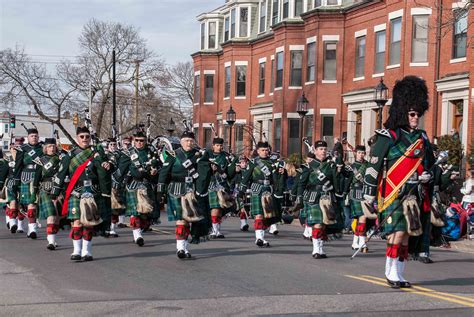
[58,19,165,137]
[154,61,194,113]
[0,48,80,142]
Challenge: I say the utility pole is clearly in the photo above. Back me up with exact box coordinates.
[133,59,144,126]
[112,49,117,138]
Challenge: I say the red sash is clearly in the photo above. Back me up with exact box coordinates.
[378,137,424,212]
[62,157,93,216]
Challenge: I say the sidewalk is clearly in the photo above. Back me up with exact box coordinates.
[438,238,474,254]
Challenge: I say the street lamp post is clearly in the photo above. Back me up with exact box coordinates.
[296,93,309,162]
[226,105,236,153]
[374,78,389,130]
[167,118,176,136]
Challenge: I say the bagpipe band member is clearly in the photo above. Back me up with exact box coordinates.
[207,137,237,239]
[296,140,339,259]
[12,127,42,239]
[32,138,61,250]
[4,137,24,233]
[51,126,110,262]
[157,130,211,259]
[362,76,435,288]
[232,156,250,232]
[347,145,373,253]
[239,141,286,248]
[117,131,159,247]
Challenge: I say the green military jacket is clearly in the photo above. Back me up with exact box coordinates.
[13,143,43,187]
[297,157,338,204]
[157,147,211,197]
[33,154,61,194]
[346,159,368,200]
[116,145,159,190]
[0,158,8,190]
[240,156,286,196]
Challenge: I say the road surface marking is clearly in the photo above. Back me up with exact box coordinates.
[345,274,474,308]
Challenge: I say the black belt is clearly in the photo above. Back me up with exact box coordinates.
[307,185,323,191]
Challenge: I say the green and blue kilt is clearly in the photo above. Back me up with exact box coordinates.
[19,182,33,205]
[7,188,17,203]
[305,202,323,226]
[350,199,364,218]
[236,196,244,210]
[208,190,221,209]
[250,194,263,217]
[67,193,107,221]
[125,187,155,217]
[37,191,58,219]
[166,194,183,222]
[380,198,407,233]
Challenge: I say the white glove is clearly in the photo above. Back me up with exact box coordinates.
[363,195,375,204]
[419,171,431,183]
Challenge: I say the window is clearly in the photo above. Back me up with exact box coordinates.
[259,62,266,95]
[412,15,429,63]
[259,1,267,33]
[389,17,402,65]
[453,9,468,59]
[327,0,339,5]
[231,8,236,38]
[208,22,216,49]
[224,17,230,42]
[283,0,289,19]
[200,23,205,50]
[240,7,248,37]
[194,74,200,103]
[204,128,213,148]
[236,65,247,97]
[272,0,279,25]
[204,74,214,103]
[288,118,300,155]
[307,42,316,82]
[321,115,334,149]
[274,118,281,152]
[193,127,199,144]
[235,125,244,154]
[355,36,366,78]
[295,0,304,16]
[270,59,275,91]
[225,66,231,98]
[290,50,303,86]
[276,51,284,88]
[374,30,386,73]
[323,42,337,80]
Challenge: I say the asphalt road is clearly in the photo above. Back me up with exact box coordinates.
[0,217,473,316]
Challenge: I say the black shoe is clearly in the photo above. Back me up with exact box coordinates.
[216,233,225,239]
[185,252,192,259]
[419,256,434,264]
[177,250,186,259]
[136,237,144,247]
[117,223,127,228]
[46,244,56,251]
[241,224,249,232]
[70,254,82,261]
[313,253,322,259]
[209,233,217,239]
[271,230,279,236]
[319,253,327,258]
[386,279,401,289]
[82,255,94,262]
[10,224,18,234]
[28,232,37,239]
[399,281,412,288]
[256,239,264,247]
[6,222,10,230]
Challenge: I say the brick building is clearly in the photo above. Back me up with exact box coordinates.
[192,0,473,164]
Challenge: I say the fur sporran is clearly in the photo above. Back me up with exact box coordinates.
[0,186,7,203]
[430,199,445,227]
[402,195,422,236]
[320,194,336,225]
[261,191,275,219]
[111,188,125,210]
[181,192,204,223]
[136,188,154,214]
[79,195,102,226]
[360,200,378,220]
[217,189,234,208]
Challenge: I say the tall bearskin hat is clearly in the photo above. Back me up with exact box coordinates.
[384,76,429,130]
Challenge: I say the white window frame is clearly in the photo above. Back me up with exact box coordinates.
[258,0,268,33]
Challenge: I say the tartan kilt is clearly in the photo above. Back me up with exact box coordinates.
[166,194,183,222]
[19,182,33,205]
[305,202,323,226]
[67,193,107,221]
[350,199,364,219]
[37,190,58,219]
[250,194,263,217]
[125,185,156,217]
[7,188,17,202]
[380,198,407,233]
[208,190,221,209]
[236,196,244,210]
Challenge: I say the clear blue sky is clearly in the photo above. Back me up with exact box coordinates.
[0,0,223,65]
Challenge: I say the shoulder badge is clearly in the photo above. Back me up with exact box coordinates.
[370,157,379,164]
[375,129,391,138]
